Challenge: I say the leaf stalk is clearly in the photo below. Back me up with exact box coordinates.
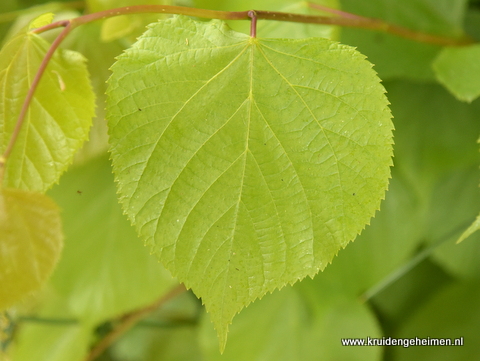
[248,10,258,38]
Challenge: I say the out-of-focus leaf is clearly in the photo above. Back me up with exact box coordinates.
[12,320,92,361]
[10,291,92,361]
[433,44,480,103]
[101,15,134,42]
[0,189,63,311]
[384,81,480,279]
[48,156,176,324]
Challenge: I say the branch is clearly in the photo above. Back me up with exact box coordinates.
[34,5,250,31]
[83,284,186,361]
[31,4,474,47]
[1,3,475,183]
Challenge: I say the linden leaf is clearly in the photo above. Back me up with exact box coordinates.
[0,28,94,192]
[107,16,393,348]
[28,13,55,30]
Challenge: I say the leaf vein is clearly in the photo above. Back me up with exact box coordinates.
[257,43,348,242]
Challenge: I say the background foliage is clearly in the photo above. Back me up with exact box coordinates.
[0,0,479,360]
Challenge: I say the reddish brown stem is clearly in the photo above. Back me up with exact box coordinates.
[248,10,258,38]
[307,2,366,20]
[0,4,475,183]
[37,5,250,31]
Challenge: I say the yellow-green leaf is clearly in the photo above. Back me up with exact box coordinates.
[107,16,393,348]
[28,12,54,30]
[0,29,94,192]
[0,189,63,311]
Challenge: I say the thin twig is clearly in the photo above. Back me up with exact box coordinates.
[83,284,186,361]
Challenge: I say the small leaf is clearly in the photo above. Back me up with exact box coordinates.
[0,188,63,311]
[28,12,54,30]
[100,15,135,42]
[14,325,91,361]
[107,16,393,347]
[433,44,480,103]
[0,29,95,192]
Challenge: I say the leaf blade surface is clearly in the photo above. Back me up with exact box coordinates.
[0,29,94,192]
[107,16,393,345]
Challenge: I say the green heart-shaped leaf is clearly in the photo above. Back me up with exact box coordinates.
[107,15,393,347]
